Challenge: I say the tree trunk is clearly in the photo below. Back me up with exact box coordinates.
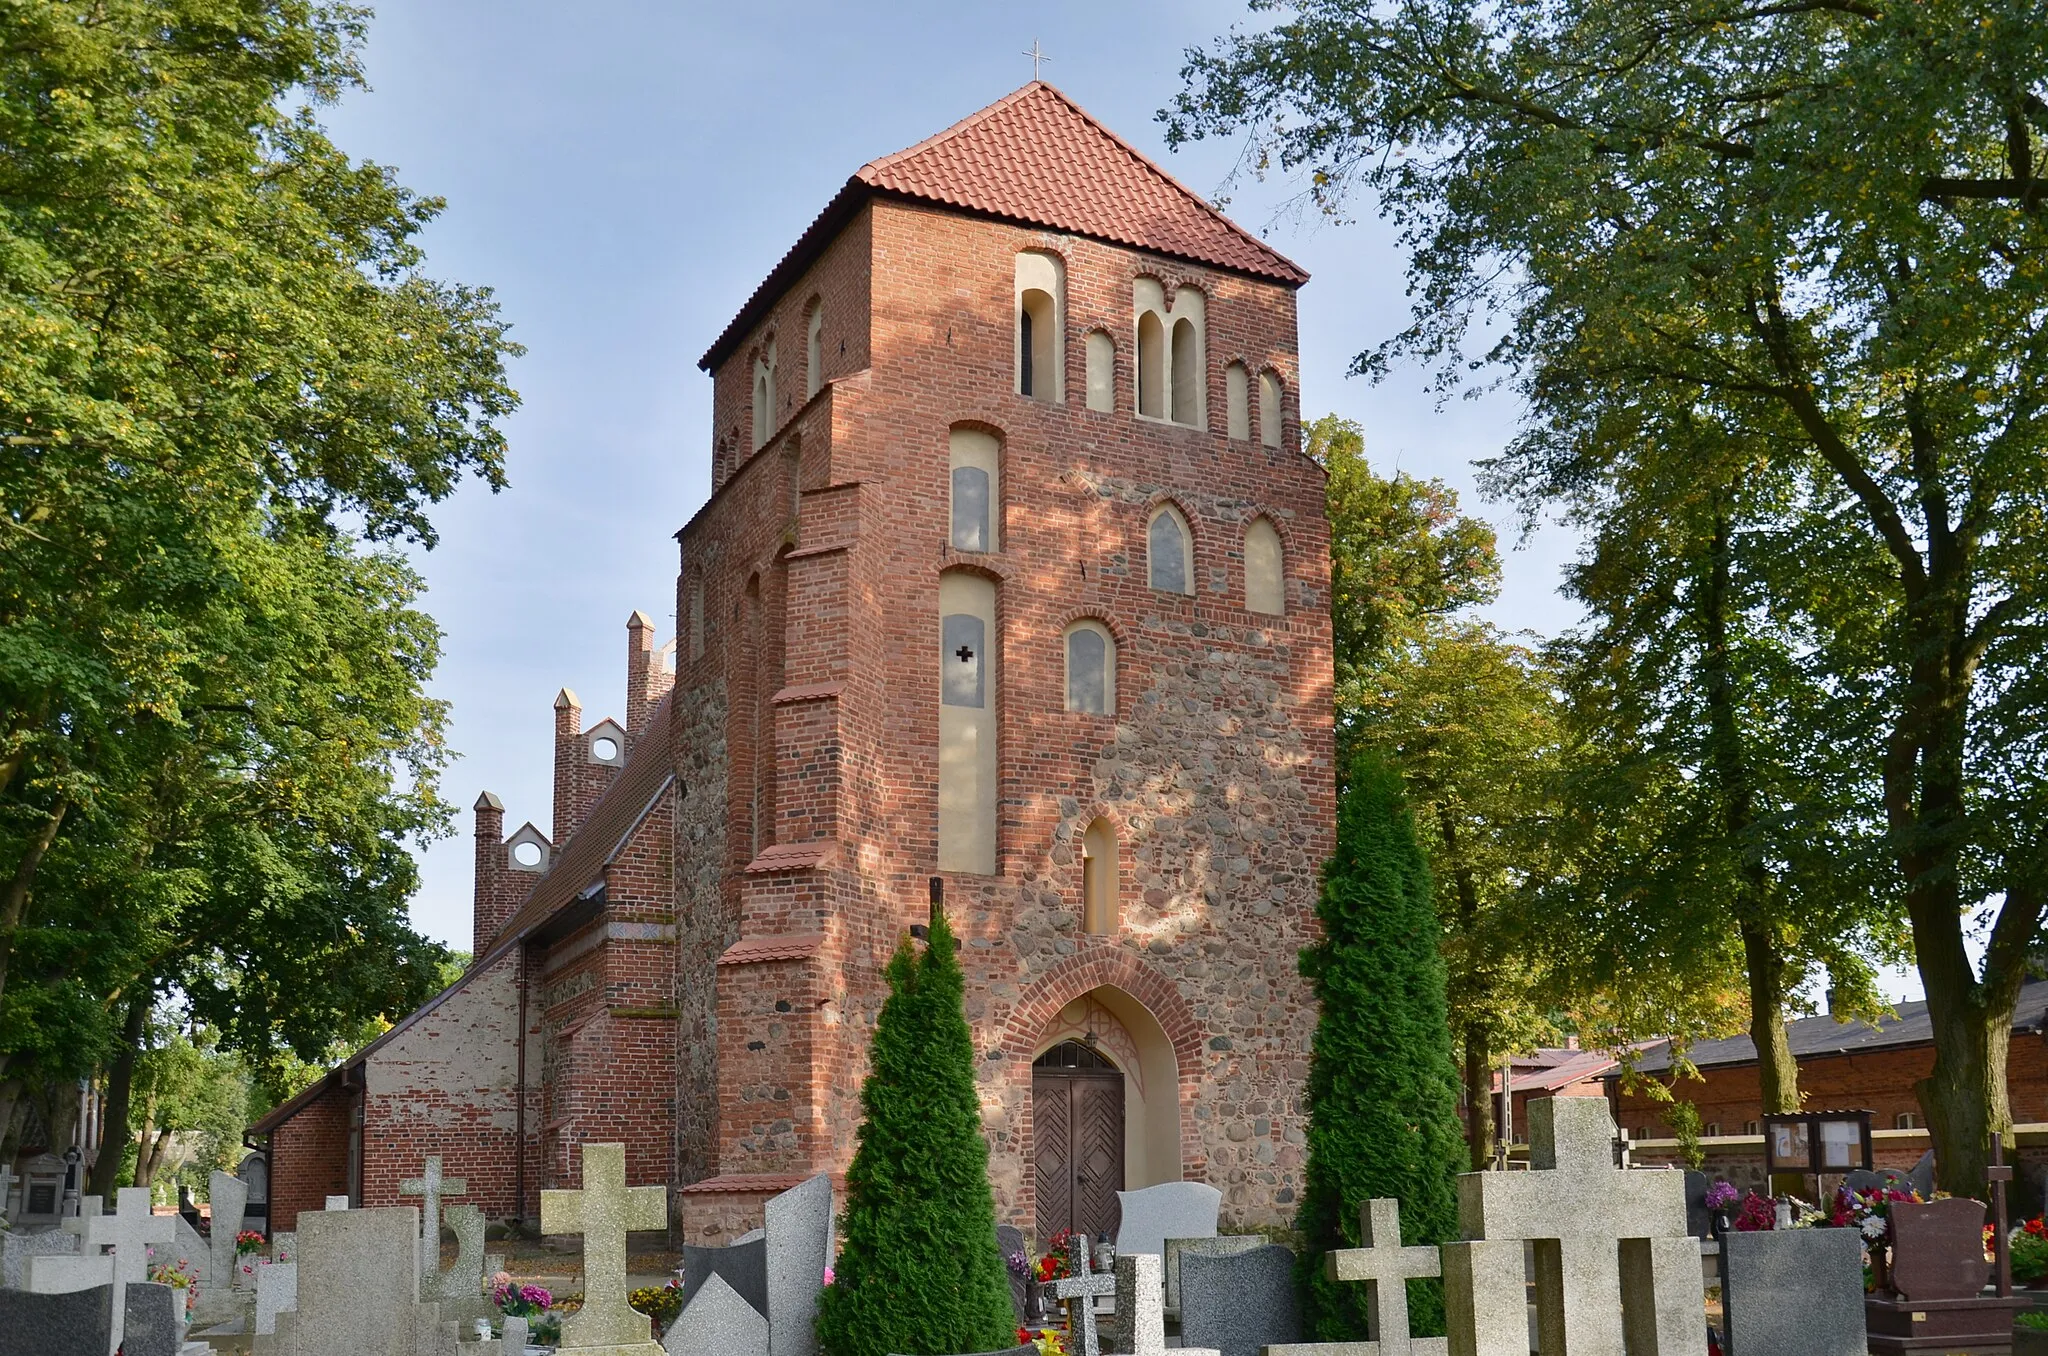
[0,799,67,1016]
[1701,498,1801,1115]
[1462,1023,1496,1170]
[132,1089,158,1191]
[85,995,146,1198]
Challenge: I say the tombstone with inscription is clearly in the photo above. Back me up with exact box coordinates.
[1447,1096,1702,1356]
[15,1153,67,1227]
[540,1141,666,1356]
[1864,1196,2028,1354]
[1177,1243,1300,1356]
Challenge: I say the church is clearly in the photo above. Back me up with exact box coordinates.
[254,82,1335,1249]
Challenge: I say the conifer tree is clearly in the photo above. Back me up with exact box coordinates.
[1296,752,1465,1340]
[817,908,1016,1356]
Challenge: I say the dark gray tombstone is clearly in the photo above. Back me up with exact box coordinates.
[0,1281,114,1356]
[1683,1170,1712,1239]
[1179,1243,1301,1356]
[680,1235,769,1319]
[1908,1149,1936,1197]
[121,1279,183,1356]
[1164,1234,1266,1316]
[1721,1227,1867,1356]
[996,1223,1028,1322]
[1841,1168,1885,1195]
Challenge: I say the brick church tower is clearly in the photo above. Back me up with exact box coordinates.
[256,82,1333,1246]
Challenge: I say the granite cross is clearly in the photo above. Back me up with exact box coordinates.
[399,1155,467,1283]
[1452,1096,1703,1356]
[102,1187,175,1356]
[1052,1244,1117,1356]
[1112,1252,1221,1356]
[540,1142,667,1355]
[1321,1199,1448,1356]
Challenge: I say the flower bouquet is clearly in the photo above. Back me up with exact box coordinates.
[1018,1327,1068,1355]
[145,1248,198,1318]
[492,1271,562,1343]
[2011,1216,2048,1286]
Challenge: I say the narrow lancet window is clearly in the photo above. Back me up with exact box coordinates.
[1245,516,1284,615]
[1065,621,1115,715]
[1148,506,1192,595]
[938,571,998,874]
[949,427,1000,553]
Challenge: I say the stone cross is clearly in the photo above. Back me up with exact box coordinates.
[1452,1096,1703,1356]
[0,1161,17,1221]
[540,1142,666,1355]
[400,1155,468,1283]
[1321,1199,1448,1356]
[1112,1252,1220,1356]
[1052,1244,1116,1356]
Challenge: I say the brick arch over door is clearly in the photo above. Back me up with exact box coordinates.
[1000,946,1209,1179]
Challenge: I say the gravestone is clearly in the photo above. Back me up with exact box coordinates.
[1907,1150,1936,1197]
[203,1169,249,1293]
[1889,1196,1989,1300]
[425,1203,486,1311]
[1841,1168,1885,1195]
[1267,1198,1446,1356]
[122,1279,183,1356]
[16,1153,67,1226]
[661,1272,768,1356]
[28,1197,113,1294]
[236,1150,270,1236]
[1051,1243,1116,1356]
[1112,1251,1220,1356]
[0,1281,113,1356]
[1449,1096,1702,1356]
[763,1173,833,1356]
[1720,1227,1865,1356]
[679,1236,768,1317]
[2,1223,78,1288]
[539,1141,667,1356]
[1178,1243,1300,1356]
[254,1259,298,1334]
[400,1156,467,1291]
[996,1223,1029,1321]
[96,1186,176,1356]
[171,1209,206,1268]
[1163,1235,1265,1318]
[1114,1181,1221,1260]
[268,1204,422,1356]
[1682,1170,1712,1239]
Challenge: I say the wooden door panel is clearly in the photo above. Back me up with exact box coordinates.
[1073,1076,1125,1242]
[1033,1071,1074,1239]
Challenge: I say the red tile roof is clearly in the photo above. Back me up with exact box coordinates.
[701,82,1306,371]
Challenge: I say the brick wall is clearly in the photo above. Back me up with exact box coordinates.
[269,1083,350,1232]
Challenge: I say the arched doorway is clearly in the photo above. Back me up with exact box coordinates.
[1032,1041,1125,1243]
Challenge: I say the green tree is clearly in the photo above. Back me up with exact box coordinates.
[1296,751,1463,1340]
[132,1020,250,1196]
[0,1,513,1166]
[816,909,1015,1356]
[1169,0,2048,1191]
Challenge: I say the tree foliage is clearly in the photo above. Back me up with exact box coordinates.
[0,1,516,1159]
[1170,0,2048,1190]
[1297,751,1464,1340]
[816,910,1016,1356]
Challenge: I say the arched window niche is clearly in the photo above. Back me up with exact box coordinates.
[1016,252,1065,403]
[1147,504,1193,596]
[752,339,777,451]
[805,300,824,400]
[1064,620,1116,715]
[938,570,998,874]
[1226,362,1251,441]
[1259,370,1284,449]
[1082,818,1118,935]
[1085,331,1116,413]
[1244,516,1284,615]
[949,427,1000,553]
[1134,279,1206,428]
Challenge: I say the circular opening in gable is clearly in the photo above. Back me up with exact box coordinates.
[512,841,543,868]
[592,737,620,762]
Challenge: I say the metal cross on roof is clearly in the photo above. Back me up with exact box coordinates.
[1022,39,1051,80]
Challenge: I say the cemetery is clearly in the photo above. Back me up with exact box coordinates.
[6,4,2048,1356]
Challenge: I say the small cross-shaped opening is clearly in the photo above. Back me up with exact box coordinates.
[955,645,975,664]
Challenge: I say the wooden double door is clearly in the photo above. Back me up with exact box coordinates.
[1032,1041,1125,1243]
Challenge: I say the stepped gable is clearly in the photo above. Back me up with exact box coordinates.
[488,688,675,950]
[701,80,1306,370]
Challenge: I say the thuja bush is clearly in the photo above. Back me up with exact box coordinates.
[816,908,1016,1356]
[1296,752,1464,1339]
